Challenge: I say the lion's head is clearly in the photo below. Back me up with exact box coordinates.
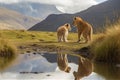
[64,23,71,31]
[72,17,83,27]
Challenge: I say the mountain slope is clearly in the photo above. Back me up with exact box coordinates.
[0,7,40,30]
[0,2,62,19]
[29,0,120,31]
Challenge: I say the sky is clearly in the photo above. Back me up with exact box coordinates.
[0,0,107,13]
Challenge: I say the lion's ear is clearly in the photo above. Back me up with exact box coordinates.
[65,23,69,27]
[66,23,69,26]
[74,17,77,20]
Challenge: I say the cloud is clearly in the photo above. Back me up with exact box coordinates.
[0,0,102,13]
[0,0,19,3]
[56,0,98,13]
[25,0,98,13]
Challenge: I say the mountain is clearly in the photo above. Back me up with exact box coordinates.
[29,0,120,32]
[0,2,62,19]
[0,7,40,30]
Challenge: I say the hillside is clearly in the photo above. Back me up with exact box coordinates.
[0,7,40,30]
[29,0,120,31]
[0,2,62,19]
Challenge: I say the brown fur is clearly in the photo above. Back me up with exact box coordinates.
[73,57,93,80]
[72,17,93,43]
[57,53,71,73]
[57,23,71,42]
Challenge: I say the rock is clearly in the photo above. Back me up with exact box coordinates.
[46,74,51,76]
[26,51,31,53]
[77,46,93,60]
[33,52,37,55]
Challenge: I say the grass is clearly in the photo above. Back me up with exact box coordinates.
[0,38,17,71]
[90,20,120,63]
[0,30,88,53]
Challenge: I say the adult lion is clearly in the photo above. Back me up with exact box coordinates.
[73,57,93,80]
[57,23,71,42]
[72,17,93,43]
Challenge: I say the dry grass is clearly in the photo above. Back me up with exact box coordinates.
[90,20,120,63]
[0,38,17,71]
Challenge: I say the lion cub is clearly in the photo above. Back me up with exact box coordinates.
[57,53,71,73]
[57,23,71,42]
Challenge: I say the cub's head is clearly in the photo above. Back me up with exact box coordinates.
[72,17,83,27]
[64,23,71,31]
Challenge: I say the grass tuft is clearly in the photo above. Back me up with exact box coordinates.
[0,38,17,71]
[90,21,120,63]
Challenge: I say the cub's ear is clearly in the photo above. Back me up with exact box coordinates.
[65,23,69,26]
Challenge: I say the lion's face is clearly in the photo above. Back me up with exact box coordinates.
[72,19,77,27]
[65,23,71,31]
[72,17,83,27]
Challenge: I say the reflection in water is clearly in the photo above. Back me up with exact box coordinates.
[0,52,17,71]
[0,52,105,80]
[57,53,71,73]
[5,53,57,73]
[73,57,93,80]
[94,62,120,80]
[56,51,94,80]
[43,52,120,80]
[0,63,104,80]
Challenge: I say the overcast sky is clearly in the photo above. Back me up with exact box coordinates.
[0,0,107,13]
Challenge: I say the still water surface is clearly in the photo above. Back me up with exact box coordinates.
[0,52,119,80]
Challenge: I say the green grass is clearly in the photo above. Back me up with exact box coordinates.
[90,20,120,63]
[0,30,88,53]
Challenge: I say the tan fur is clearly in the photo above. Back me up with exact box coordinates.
[57,23,71,42]
[72,17,93,43]
[73,57,93,80]
[57,53,71,73]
